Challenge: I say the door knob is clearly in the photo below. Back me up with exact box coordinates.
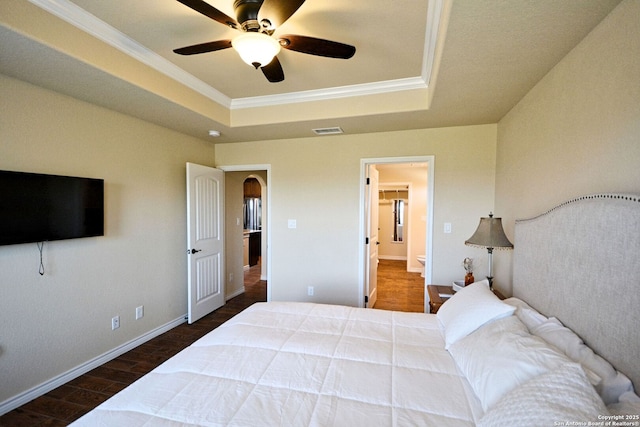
[189,248,202,254]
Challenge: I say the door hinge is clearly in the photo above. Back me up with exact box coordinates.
[366,177,370,185]
[365,296,369,304]
[365,237,369,245]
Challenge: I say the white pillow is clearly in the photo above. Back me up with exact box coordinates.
[502,297,548,331]
[436,279,515,349]
[449,315,571,411]
[608,391,640,416]
[532,317,634,405]
[478,363,609,427]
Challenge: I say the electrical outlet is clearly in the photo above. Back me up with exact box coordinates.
[308,286,314,296]
[229,272,234,282]
[111,315,120,330]
[135,306,144,320]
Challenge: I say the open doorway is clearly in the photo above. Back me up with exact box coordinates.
[220,165,270,302]
[377,183,411,268]
[360,157,434,312]
[242,176,264,289]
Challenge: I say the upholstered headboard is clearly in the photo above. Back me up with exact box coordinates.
[513,194,640,392]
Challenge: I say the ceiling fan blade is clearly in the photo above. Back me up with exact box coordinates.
[261,56,285,83]
[258,0,306,28]
[173,40,233,55]
[279,35,355,59]
[176,0,238,29]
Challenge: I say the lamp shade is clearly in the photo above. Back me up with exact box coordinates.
[232,32,281,69]
[465,213,513,250]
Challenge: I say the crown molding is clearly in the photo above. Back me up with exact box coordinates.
[423,0,446,85]
[29,0,443,111]
[230,77,427,109]
[28,0,233,108]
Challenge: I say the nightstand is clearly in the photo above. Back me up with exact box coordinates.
[427,285,454,314]
[427,284,505,313]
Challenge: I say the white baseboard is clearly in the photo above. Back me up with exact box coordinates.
[378,256,408,261]
[225,287,245,300]
[0,315,187,416]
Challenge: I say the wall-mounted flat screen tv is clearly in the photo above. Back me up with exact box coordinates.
[0,170,104,246]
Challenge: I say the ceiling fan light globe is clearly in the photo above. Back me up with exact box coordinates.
[232,32,281,69]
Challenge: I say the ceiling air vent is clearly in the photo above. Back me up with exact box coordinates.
[312,127,344,136]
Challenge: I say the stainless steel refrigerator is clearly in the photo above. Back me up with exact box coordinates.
[243,197,261,231]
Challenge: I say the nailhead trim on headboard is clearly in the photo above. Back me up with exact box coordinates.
[516,193,640,223]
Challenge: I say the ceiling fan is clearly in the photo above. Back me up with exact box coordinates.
[173,0,356,82]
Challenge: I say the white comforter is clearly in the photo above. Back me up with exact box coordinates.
[73,302,483,426]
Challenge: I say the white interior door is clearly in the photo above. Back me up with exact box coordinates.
[187,163,225,324]
[366,165,379,308]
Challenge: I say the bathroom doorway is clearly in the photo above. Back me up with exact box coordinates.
[360,156,434,312]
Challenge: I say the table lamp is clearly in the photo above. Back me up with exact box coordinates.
[465,213,513,289]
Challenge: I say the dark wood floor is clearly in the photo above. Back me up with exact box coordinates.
[0,260,421,426]
[374,259,426,312]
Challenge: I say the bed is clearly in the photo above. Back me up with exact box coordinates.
[73,194,640,426]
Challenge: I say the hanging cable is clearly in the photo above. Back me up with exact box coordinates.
[37,241,45,275]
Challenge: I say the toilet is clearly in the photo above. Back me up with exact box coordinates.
[417,255,426,277]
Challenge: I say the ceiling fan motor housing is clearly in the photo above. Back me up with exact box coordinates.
[234,0,270,32]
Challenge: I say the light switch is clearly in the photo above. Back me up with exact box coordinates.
[444,222,452,233]
[288,219,297,229]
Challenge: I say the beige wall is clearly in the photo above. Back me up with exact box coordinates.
[215,124,497,306]
[494,0,640,294]
[0,75,215,405]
